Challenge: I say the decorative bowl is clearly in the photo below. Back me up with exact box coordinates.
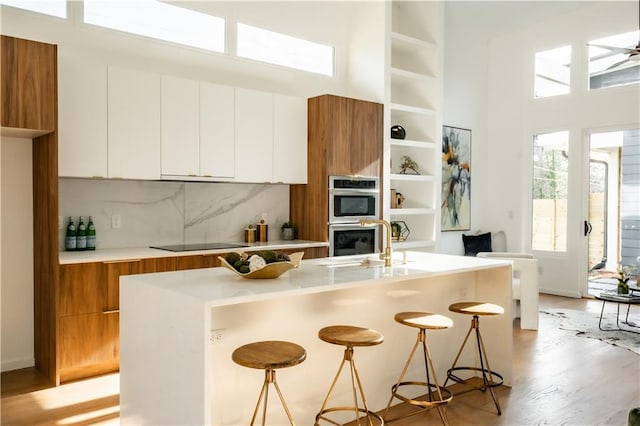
[218,252,304,279]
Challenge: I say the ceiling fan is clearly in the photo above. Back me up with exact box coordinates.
[588,0,640,70]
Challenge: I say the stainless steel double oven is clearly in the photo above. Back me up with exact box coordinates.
[328,176,380,257]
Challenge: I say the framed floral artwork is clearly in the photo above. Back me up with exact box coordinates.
[442,125,471,231]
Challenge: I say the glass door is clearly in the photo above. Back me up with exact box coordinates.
[530,130,583,297]
[586,129,640,296]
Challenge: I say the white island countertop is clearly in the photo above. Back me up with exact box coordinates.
[125,251,511,307]
[120,251,513,426]
[59,239,327,264]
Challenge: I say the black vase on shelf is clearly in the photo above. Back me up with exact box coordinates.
[391,125,406,140]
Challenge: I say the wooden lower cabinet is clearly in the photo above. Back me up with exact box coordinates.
[58,312,119,383]
[176,254,218,270]
[57,247,326,382]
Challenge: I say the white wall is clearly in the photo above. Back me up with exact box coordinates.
[1,137,34,371]
[0,1,382,100]
[440,3,492,254]
[486,2,639,296]
[443,2,639,296]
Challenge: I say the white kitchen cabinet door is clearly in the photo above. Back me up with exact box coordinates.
[200,82,235,178]
[234,88,273,183]
[273,94,307,184]
[161,75,199,176]
[58,56,108,178]
[108,66,161,180]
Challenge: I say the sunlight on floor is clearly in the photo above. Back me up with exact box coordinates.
[32,374,119,410]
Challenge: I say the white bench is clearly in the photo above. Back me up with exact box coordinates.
[477,252,539,330]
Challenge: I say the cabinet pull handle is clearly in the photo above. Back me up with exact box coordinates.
[103,259,142,264]
[102,309,120,314]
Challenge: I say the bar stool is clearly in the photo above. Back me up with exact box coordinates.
[232,340,307,425]
[444,302,504,415]
[382,312,454,425]
[315,325,384,426]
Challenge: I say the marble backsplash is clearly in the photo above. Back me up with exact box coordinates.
[58,178,290,250]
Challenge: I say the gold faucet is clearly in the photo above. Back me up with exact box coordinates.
[359,219,393,267]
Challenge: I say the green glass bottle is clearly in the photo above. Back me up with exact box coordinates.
[86,216,96,251]
[65,216,77,251]
[76,216,87,251]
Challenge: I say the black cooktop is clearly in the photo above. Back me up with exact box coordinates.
[150,242,248,252]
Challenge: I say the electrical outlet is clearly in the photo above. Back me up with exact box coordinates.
[111,214,122,229]
[210,329,225,344]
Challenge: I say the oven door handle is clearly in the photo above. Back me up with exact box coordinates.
[329,188,379,195]
[329,222,379,229]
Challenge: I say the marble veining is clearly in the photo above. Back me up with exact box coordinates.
[59,179,290,249]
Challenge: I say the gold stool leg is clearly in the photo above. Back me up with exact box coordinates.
[349,353,375,426]
[250,369,296,426]
[423,333,449,425]
[444,322,474,388]
[250,374,269,426]
[316,349,350,425]
[474,320,502,415]
[446,315,503,416]
[316,347,383,426]
[384,330,451,425]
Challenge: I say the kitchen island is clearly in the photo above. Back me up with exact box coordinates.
[120,252,512,425]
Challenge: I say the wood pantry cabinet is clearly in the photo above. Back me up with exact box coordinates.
[1,36,57,133]
[290,94,383,245]
[1,35,59,385]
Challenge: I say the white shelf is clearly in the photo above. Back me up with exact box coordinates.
[390,173,435,182]
[390,67,434,81]
[386,1,442,251]
[390,103,435,116]
[392,240,437,250]
[390,32,437,50]
[390,139,436,149]
[390,207,436,216]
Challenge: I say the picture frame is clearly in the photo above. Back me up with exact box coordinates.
[441,125,471,231]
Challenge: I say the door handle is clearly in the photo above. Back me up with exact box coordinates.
[584,220,592,236]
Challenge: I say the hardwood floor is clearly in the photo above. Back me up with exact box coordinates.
[2,294,639,425]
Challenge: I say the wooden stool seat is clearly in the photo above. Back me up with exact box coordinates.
[318,325,384,347]
[316,325,384,425]
[232,341,306,370]
[232,340,306,426]
[394,312,454,330]
[448,302,504,316]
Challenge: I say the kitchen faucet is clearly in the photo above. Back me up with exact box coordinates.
[359,219,392,267]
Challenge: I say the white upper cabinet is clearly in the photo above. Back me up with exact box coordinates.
[59,63,303,183]
[273,94,307,184]
[58,57,108,178]
[200,82,235,178]
[108,66,161,180]
[235,88,273,183]
[161,75,199,176]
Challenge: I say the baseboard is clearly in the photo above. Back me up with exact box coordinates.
[1,357,35,372]
[539,288,582,299]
